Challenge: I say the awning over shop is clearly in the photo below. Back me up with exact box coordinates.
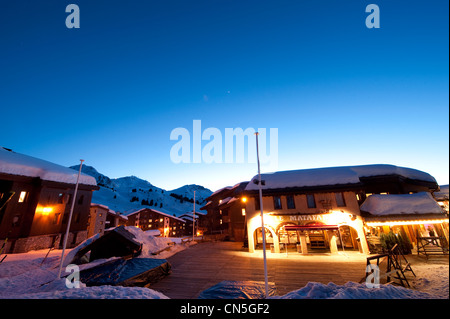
[284,224,339,231]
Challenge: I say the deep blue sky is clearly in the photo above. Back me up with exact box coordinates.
[1,0,448,191]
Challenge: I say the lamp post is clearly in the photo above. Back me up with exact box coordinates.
[255,132,269,299]
[57,159,84,279]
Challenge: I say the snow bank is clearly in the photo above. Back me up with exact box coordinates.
[125,226,175,257]
[273,282,435,299]
[0,147,96,186]
[19,284,169,299]
[245,164,437,191]
[360,192,443,216]
[18,282,168,299]
[0,251,168,299]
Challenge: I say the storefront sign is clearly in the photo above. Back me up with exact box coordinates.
[288,214,328,222]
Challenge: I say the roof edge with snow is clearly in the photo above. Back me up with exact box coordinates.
[244,164,438,193]
[0,147,97,187]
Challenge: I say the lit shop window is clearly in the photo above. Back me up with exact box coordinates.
[18,191,27,203]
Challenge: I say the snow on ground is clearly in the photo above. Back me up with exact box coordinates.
[0,239,447,299]
[0,228,198,299]
[409,257,449,299]
[273,281,435,299]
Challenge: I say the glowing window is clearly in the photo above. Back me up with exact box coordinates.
[18,191,27,203]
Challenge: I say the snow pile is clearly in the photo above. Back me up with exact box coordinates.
[0,251,168,299]
[62,233,102,267]
[245,164,437,191]
[273,282,435,299]
[63,226,189,266]
[0,147,97,186]
[20,284,169,299]
[360,192,443,216]
[125,226,176,257]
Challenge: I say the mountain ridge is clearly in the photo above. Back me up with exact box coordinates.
[70,165,213,217]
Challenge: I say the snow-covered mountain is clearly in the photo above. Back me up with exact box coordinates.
[69,165,212,217]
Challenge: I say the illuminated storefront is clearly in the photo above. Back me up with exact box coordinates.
[247,206,370,254]
[242,164,442,255]
[361,192,449,252]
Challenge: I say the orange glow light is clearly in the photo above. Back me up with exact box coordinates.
[36,206,53,216]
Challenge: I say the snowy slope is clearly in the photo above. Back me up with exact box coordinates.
[70,165,212,217]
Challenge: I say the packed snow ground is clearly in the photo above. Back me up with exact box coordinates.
[0,234,448,299]
[0,227,197,299]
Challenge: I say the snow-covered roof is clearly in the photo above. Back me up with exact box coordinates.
[91,203,110,210]
[360,192,444,216]
[126,207,186,223]
[0,147,97,186]
[245,164,437,192]
[210,186,233,197]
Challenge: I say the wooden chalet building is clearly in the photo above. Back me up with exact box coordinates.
[241,164,447,254]
[200,182,249,241]
[0,147,98,253]
[178,211,207,236]
[88,203,128,237]
[126,208,186,237]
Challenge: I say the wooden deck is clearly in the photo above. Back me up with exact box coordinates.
[149,241,368,298]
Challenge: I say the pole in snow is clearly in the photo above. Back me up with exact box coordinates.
[255,132,269,299]
[58,159,84,279]
[193,190,196,242]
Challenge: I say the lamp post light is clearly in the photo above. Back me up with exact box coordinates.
[255,132,269,299]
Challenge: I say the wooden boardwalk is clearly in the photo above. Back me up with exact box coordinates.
[150,241,368,298]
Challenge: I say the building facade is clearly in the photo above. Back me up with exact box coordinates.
[201,182,248,241]
[0,147,98,253]
[126,208,186,237]
[242,164,446,254]
[178,211,207,236]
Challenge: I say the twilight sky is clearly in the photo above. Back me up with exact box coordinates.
[0,0,448,192]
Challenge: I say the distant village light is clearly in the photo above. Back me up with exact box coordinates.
[241,197,247,203]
